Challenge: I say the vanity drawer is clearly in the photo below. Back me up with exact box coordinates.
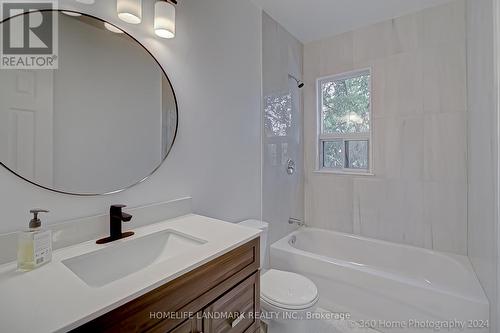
[168,314,202,333]
[203,272,260,333]
[74,238,259,333]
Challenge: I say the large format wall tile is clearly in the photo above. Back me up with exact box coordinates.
[373,116,402,179]
[422,43,467,114]
[466,0,498,328]
[262,13,304,243]
[384,52,424,117]
[424,180,467,254]
[353,20,394,64]
[422,0,466,48]
[304,32,354,95]
[353,178,427,248]
[304,0,467,254]
[400,116,425,181]
[306,176,354,233]
[390,9,424,54]
[423,112,467,182]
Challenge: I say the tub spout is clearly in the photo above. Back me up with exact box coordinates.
[289,218,306,227]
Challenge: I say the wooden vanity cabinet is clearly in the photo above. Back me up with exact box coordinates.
[202,272,259,333]
[73,238,260,333]
[168,315,203,333]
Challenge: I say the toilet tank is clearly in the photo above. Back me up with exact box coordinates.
[238,220,269,269]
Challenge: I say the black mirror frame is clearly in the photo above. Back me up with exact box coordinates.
[0,9,179,196]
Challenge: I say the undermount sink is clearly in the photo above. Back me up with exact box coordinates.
[62,230,206,287]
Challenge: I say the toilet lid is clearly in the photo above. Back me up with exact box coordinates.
[261,269,319,310]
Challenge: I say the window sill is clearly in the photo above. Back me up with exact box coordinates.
[313,169,375,176]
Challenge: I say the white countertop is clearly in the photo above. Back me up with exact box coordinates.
[0,214,260,333]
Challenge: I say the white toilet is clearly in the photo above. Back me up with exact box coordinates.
[238,220,319,333]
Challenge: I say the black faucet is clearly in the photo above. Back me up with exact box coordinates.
[110,204,133,239]
[96,205,134,244]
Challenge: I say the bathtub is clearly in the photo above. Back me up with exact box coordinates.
[270,228,489,333]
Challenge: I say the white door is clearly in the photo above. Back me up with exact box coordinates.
[0,69,54,186]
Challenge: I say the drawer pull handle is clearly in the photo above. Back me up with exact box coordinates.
[230,313,245,328]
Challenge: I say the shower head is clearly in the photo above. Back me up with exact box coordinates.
[289,74,304,89]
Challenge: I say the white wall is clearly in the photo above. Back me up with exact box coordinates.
[262,12,304,243]
[304,0,468,254]
[54,14,163,194]
[466,0,498,330]
[0,0,262,233]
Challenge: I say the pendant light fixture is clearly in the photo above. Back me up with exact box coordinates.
[154,0,176,39]
[112,0,178,39]
[117,0,142,24]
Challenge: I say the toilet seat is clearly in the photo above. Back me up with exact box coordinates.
[261,269,319,310]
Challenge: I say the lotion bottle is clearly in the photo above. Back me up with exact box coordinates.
[17,209,52,271]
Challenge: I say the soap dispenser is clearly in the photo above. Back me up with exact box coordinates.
[17,209,52,271]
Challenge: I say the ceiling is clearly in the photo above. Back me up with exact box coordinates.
[251,0,455,43]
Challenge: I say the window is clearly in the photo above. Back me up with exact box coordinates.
[317,69,372,174]
[264,92,292,138]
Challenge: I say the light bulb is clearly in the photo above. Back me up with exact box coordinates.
[154,1,175,39]
[104,22,124,34]
[117,0,142,24]
[62,11,82,16]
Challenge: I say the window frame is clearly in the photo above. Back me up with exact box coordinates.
[316,68,374,175]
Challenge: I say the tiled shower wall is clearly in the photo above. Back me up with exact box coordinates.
[466,0,498,329]
[304,0,468,254]
[262,12,304,243]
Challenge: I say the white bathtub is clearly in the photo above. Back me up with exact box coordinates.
[270,228,489,333]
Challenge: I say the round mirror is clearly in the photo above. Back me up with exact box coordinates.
[0,10,178,195]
